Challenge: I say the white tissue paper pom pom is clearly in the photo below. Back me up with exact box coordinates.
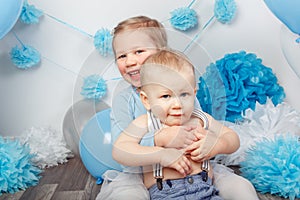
[214,99,300,166]
[18,127,74,169]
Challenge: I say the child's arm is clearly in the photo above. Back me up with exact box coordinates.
[112,115,192,176]
[154,125,198,149]
[185,113,240,162]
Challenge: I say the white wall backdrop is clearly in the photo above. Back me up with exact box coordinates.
[0,0,299,137]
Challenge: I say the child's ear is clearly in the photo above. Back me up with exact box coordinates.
[140,90,151,110]
[194,88,197,95]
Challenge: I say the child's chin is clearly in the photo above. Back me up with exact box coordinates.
[131,80,141,88]
[165,121,182,126]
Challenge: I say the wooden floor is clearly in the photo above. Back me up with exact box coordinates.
[0,156,101,200]
[0,156,297,200]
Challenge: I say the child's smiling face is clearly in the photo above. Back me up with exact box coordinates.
[113,30,158,88]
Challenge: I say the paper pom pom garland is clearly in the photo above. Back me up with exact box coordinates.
[94,28,113,57]
[20,1,43,24]
[81,74,107,100]
[183,0,237,52]
[0,136,41,194]
[197,51,286,122]
[10,44,41,69]
[240,134,300,200]
[18,127,74,169]
[214,0,237,24]
[7,0,239,68]
[170,7,198,31]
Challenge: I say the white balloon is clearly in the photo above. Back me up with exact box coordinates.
[62,99,109,156]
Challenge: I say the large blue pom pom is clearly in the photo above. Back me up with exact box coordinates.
[170,7,198,31]
[0,136,42,194]
[81,74,107,100]
[10,45,41,69]
[214,0,237,24]
[197,51,286,122]
[94,28,113,57]
[240,134,300,199]
[20,1,43,24]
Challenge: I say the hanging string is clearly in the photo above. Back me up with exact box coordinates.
[12,31,25,47]
[44,12,113,56]
[183,15,215,53]
[12,31,120,82]
[187,0,197,8]
[42,56,84,78]
[44,12,94,38]
[42,56,122,83]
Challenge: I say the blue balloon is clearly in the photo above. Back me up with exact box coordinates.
[79,108,122,184]
[0,0,24,39]
[264,0,300,35]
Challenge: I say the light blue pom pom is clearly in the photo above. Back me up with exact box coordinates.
[81,74,107,100]
[10,45,41,69]
[240,134,300,200]
[20,1,43,24]
[197,51,285,122]
[214,0,237,24]
[170,7,198,31]
[0,136,42,194]
[94,28,113,57]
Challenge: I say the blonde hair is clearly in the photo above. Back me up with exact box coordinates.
[140,49,195,86]
[112,16,167,51]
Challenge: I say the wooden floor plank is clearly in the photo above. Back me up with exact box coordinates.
[54,157,90,191]
[84,175,101,200]
[19,184,57,200]
[0,191,24,200]
[34,156,90,191]
[258,193,289,200]
[52,191,86,200]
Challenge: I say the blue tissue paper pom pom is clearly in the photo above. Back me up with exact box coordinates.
[197,51,285,122]
[240,134,300,200]
[170,7,198,31]
[94,28,113,57]
[10,45,41,69]
[214,0,237,24]
[20,1,43,24]
[81,74,107,100]
[0,136,42,195]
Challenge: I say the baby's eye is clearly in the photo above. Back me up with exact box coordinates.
[135,49,145,54]
[161,94,171,99]
[117,54,126,60]
[180,92,189,97]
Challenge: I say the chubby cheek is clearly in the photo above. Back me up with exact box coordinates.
[116,61,126,75]
[150,102,167,120]
[183,100,194,117]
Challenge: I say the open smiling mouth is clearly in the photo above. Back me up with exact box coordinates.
[128,70,140,77]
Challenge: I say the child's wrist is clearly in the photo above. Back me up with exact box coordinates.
[154,132,165,147]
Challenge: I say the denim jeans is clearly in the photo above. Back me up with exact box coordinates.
[149,173,222,200]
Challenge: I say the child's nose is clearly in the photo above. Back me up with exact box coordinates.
[125,54,137,66]
[172,98,182,108]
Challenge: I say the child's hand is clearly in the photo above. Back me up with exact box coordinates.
[155,126,198,149]
[160,148,191,176]
[185,127,219,162]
